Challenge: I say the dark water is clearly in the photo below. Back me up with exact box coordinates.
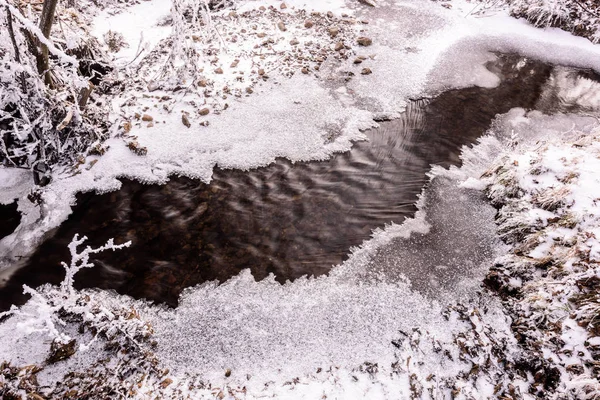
[0,54,586,310]
[0,202,20,241]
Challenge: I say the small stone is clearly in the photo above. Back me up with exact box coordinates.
[361,67,372,75]
[304,20,314,28]
[246,87,254,94]
[160,378,173,389]
[327,11,334,18]
[147,122,154,128]
[215,67,224,74]
[259,6,266,11]
[301,67,309,74]
[192,34,201,42]
[278,21,287,31]
[258,68,265,76]
[199,108,210,116]
[354,58,363,64]
[182,114,191,128]
[127,141,147,156]
[141,114,153,122]
[257,32,266,38]
[198,79,208,87]
[230,59,240,68]
[334,41,344,51]
[357,36,372,46]
[134,112,141,120]
[358,0,377,6]
[280,2,287,9]
[123,121,132,133]
[225,368,232,377]
[290,38,299,46]
[229,11,237,17]
[328,26,339,37]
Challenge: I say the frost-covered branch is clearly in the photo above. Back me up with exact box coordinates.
[0,0,79,67]
[60,234,131,295]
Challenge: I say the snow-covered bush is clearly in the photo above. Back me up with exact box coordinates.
[155,0,236,84]
[491,0,600,43]
[0,2,111,184]
[481,128,600,399]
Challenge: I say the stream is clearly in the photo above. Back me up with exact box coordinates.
[0,53,597,311]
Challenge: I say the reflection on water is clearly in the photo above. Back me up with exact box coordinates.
[1,54,597,310]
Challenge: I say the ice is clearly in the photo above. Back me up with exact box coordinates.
[0,168,31,205]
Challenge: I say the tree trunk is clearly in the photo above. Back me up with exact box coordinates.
[38,0,59,87]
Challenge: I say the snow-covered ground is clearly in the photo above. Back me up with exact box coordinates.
[1,0,600,399]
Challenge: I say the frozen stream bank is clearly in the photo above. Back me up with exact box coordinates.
[1,54,594,310]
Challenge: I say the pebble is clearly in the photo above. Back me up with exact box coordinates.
[290,38,299,46]
[301,67,309,74]
[361,67,372,75]
[160,379,173,389]
[199,108,210,116]
[328,26,340,37]
[334,41,344,51]
[304,20,314,28]
[215,67,224,74]
[278,21,287,31]
[357,37,373,46]
[182,114,191,128]
[230,60,239,68]
[141,114,153,122]
[280,2,287,9]
[198,79,207,87]
[257,32,266,38]
[258,68,265,76]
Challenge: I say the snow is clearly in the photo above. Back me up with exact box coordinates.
[92,0,172,65]
[0,168,31,205]
[2,0,600,398]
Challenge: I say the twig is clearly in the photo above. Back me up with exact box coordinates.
[572,0,600,19]
[5,5,28,93]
